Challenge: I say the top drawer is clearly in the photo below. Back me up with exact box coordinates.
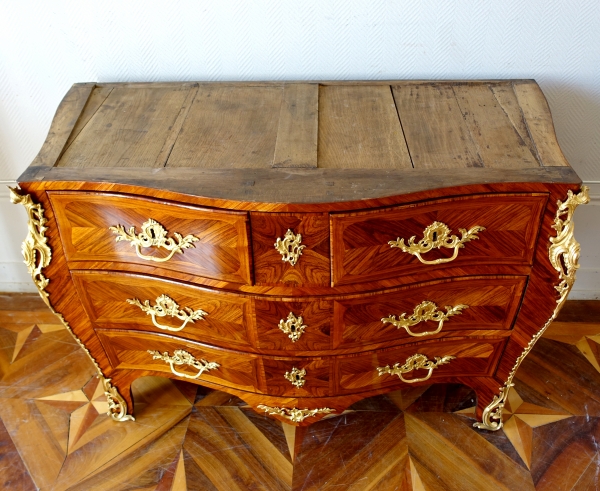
[331,194,547,286]
[49,192,252,285]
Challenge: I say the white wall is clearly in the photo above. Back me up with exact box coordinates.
[1,0,598,297]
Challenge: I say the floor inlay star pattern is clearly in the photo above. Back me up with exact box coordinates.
[456,388,573,469]
[35,376,110,454]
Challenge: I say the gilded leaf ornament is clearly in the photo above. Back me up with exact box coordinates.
[10,187,134,422]
[284,367,307,388]
[274,229,306,266]
[474,186,590,431]
[257,405,335,423]
[102,377,135,422]
[9,187,52,305]
[278,312,308,342]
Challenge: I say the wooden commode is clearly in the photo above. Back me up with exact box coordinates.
[11,80,588,429]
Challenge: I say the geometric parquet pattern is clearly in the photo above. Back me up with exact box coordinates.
[1,294,599,491]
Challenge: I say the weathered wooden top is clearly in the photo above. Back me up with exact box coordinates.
[20,80,580,203]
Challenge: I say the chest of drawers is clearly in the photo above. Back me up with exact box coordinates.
[11,80,588,430]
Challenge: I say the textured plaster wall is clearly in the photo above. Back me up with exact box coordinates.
[1,0,598,296]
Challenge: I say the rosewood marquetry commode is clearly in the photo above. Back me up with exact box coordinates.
[11,80,588,430]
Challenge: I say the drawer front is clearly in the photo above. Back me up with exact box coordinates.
[334,276,526,349]
[254,298,333,351]
[73,271,254,349]
[251,213,330,286]
[262,358,330,397]
[331,194,546,285]
[97,329,260,392]
[336,338,504,394]
[49,192,252,285]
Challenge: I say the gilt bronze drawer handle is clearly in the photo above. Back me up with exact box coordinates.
[110,218,198,263]
[278,312,307,342]
[377,353,455,384]
[148,349,219,380]
[284,367,307,388]
[274,229,306,266]
[381,301,468,337]
[257,405,335,423]
[127,294,207,332]
[388,221,485,265]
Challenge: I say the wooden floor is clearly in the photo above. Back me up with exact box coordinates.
[1,294,600,491]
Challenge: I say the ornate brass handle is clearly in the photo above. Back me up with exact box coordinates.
[278,312,307,342]
[388,221,485,265]
[381,301,468,337]
[274,229,305,266]
[127,294,207,332]
[377,353,455,384]
[110,218,198,262]
[148,349,219,379]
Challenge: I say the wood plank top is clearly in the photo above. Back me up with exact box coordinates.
[166,85,283,169]
[393,84,482,169]
[317,85,412,169]
[23,80,577,198]
[272,84,319,168]
[57,85,193,168]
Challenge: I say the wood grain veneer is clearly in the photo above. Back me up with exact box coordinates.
[331,193,547,285]
[72,271,256,350]
[334,276,526,349]
[336,338,505,394]
[97,329,261,393]
[251,212,330,286]
[15,80,585,428]
[49,191,252,285]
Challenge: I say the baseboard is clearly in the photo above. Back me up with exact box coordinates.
[570,291,600,300]
[0,263,38,293]
[571,182,600,299]
[0,283,38,293]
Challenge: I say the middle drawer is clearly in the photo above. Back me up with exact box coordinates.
[73,271,255,350]
[333,276,526,349]
[73,271,526,355]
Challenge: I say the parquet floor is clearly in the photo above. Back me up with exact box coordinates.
[1,294,600,491]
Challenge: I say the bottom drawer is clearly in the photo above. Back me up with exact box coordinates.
[97,329,261,393]
[97,329,505,399]
[336,338,505,394]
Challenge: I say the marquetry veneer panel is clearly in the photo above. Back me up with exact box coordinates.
[49,191,252,285]
[72,271,255,350]
[251,212,330,287]
[262,358,331,397]
[96,328,503,399]
[73,269,520,356]
[253,297,333,352]
[97,329,261,393]
[331,193,547,285]
[334,276,527,349]
[336,338,505,394]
